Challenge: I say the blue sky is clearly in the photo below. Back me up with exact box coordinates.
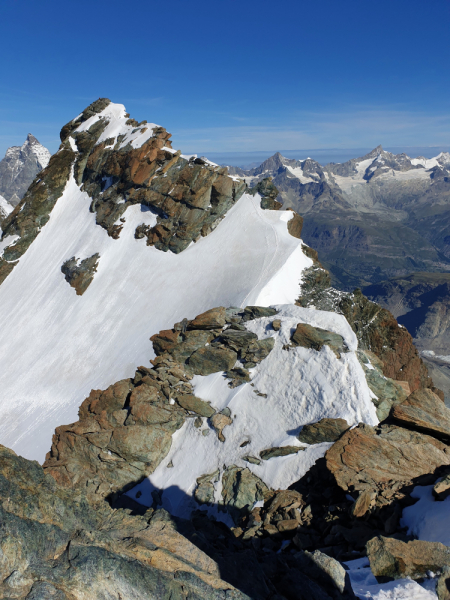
[1,0,449,159]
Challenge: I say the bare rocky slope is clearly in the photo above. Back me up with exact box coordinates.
[1,99,450,599]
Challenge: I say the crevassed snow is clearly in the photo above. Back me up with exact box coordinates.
[401,484,450,546]
[346,558,437,599]
[285,165,316,184]
[128,305,377,522]
[0,175,312,461]
[410,156,440,169]
[73,102,159,151]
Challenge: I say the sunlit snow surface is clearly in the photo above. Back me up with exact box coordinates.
[346,558,438,600]
[0,174,313,461]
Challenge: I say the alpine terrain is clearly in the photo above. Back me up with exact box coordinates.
[229,148,450,289]
[0,133,51,211]
[1,99,450,599]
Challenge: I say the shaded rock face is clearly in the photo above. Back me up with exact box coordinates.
[0,133,51,205]
[221,466,268,524]
[43,306,277,507]
[357,349,409,421]
[61,252,100,295]
[0,444,249,600]
[367,536,450,581]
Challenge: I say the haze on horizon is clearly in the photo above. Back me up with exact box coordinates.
[0,0,449,158]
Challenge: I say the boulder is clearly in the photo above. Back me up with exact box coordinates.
[260,446,304,460]
[325,423,450,514]
[221,466,269,524]
[61,253,100,295]
[298,418,350,445]
[391,388,450,440]
[210,412,233,442]
[176,394,215,417]
[188,346,237,375]
[434,472,450,501]
[367,535,450,580]
[291,323,347,357]
[188,307,227,330]
[437,565,450,600]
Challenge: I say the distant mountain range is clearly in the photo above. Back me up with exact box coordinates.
[229,147,450,289]
[0,134,51,214]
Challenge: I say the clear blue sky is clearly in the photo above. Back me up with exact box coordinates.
[1,0,449,158]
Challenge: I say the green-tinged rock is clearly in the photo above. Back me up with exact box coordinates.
[176,394,215,417]
[221,466,269,524]
[171,329,215,363]
[358,350,409,420]
[242,337,275,363]
[260,446,304,460]
[219,329,258,351]
[243,306,279,321]
[188,346,237,376]
[291,323,347,357]
[298,418,350,445]
[242,456,261,465]
[194,469,220,505]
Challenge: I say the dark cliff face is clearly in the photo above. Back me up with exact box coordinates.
[0,98,246,286]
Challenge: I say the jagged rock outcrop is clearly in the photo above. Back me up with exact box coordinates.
[297,418,350,445]
[0,133,51,205]
[61,252,100,295]
[0,444,249,600]
[0,99,247,286]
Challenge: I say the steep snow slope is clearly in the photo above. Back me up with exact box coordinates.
[129,304,378,522]
[0,172,312,461]
[0,194,12,221]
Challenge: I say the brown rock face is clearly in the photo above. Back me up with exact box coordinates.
[44,371,187,505]
[367,536,450,580]
[326,423,450,512]
[391,388,450,440]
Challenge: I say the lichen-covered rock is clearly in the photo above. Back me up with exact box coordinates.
[367,535,450,581]
[194,469,220,505]
[176,394,215,417]
[61,252,100,295]
[298,418,350,445]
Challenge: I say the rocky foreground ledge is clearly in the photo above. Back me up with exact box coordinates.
[0,304,446,598]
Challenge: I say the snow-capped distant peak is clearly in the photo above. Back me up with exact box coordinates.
[0,194,13,219]
[25,134,51,170]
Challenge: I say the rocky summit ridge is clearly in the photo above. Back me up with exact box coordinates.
[1,99,450,599]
